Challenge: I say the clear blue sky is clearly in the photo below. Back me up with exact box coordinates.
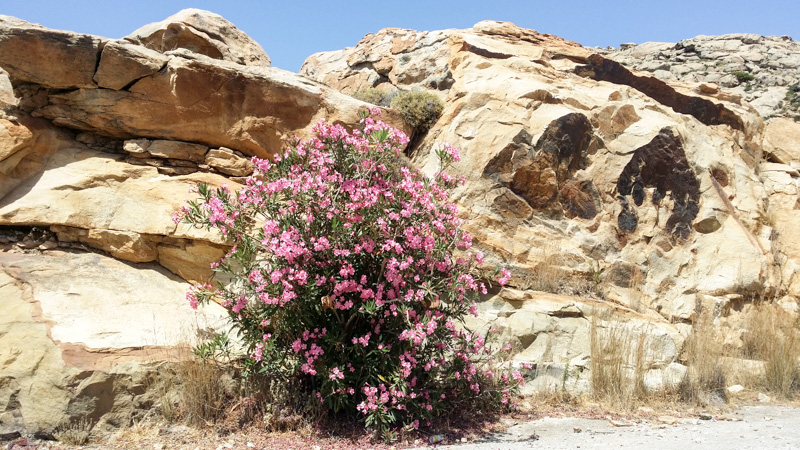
[3,1,798,72]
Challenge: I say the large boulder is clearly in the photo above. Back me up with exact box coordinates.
[35,53,398,159]
[0,15,103,89]
[0,251,227,433]
[125,8,271,67]
[0,16,410,160]
[0,137,231,282]
[763,118,800,165]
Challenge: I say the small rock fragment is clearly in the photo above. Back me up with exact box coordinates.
[429,434,445,444]
[608,418,633,427]
[657,416,679,425]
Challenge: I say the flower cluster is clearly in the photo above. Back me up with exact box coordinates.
[176,111,516,434]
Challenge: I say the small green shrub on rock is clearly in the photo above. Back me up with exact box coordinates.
[732,71,755,83]
[390,91,444,134]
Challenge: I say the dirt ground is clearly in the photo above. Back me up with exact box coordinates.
[8,403,799,449]
[436,405,800,450]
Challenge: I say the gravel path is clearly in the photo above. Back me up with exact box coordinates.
[423,406,800,450]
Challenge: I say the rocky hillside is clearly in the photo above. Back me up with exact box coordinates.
[0,10,799,437]
[303,20,800,388]
[599,34,800,121]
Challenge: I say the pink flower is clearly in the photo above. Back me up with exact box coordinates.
[497,268,512,286]
[329,367,344,380]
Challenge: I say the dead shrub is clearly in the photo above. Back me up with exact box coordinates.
[352,88,396,107]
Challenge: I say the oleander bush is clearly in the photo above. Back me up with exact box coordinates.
[175,110,517,437]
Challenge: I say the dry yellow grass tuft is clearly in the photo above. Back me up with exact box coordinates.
[54,417,93,446]
[589,315,649,409]
[741,302,800,398]
[679,310,729,405]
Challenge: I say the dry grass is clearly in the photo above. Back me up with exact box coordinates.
[524,248,567,293]
[175,357,234,426]
[54,417,93,446]
[589,315,649,409]
[679,313,729,405]
[741,302,800,398]
[627,266,646,313]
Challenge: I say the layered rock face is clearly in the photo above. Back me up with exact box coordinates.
[1,9,798,436]
[600,34,800,120]
[0,10,407,434]
[302,21,798,355]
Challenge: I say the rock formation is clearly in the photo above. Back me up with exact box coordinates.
[0,10,407,434]
[1,10,798,437]
[302,20,798,385]
[600,34,800,121]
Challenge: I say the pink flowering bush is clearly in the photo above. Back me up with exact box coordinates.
[176,110,517,436]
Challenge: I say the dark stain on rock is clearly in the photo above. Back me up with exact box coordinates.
[560,179,602,219]
[694,216,722,234]
[461,41,513,60]
[484,114,603,220]
[710,167,729,187]
[492,189,534,219]
[532,112,594,182]
[576,54,744,131]
[617,198,638,233]
[483,129,533,184]
[606,261,638,288]
[617,127,700,240]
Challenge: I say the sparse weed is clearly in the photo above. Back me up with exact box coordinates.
[54,417,93,446]
[732,71,755,83]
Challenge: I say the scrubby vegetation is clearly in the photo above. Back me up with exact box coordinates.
[732,71,755,83]
[389,91,444,134]
[353,88,395,107]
